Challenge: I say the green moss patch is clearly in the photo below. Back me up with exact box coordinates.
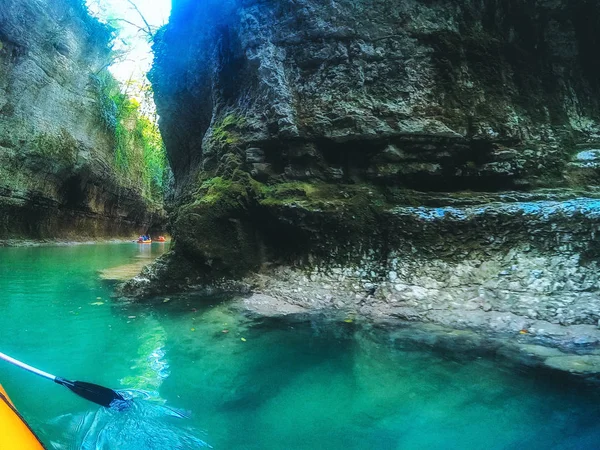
[257,181,388,210]
[173,175,396,274]
[209,114,246,148]
[174,168,263,275]
[32,129,78,165]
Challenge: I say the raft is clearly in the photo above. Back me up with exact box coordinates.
[0,384,45,449]
[157,236,166,242]
[137,240,152,244]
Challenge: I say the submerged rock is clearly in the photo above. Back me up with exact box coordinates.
[543,355,600,375]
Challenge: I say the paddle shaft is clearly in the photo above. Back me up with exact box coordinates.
[0,351,127,407]
[0,351,56,381]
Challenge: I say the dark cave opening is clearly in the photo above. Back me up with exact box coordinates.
[60,175,87,209]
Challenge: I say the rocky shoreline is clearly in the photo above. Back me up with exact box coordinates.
[242,267,600,377]
[239,295,600,381]
[120,259,600,379]
[119,192,600,378]
[0,237,146,247]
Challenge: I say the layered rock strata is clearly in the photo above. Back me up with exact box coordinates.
[0,0,161,240]
[143,0,600,373]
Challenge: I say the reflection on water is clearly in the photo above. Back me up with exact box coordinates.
[120,320,170,398]
[47,311,210,450]
[99,243,169,281]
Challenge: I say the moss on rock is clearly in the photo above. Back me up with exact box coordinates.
[32,129,78,166]
[209,114,246,148]
[171,174,395,275]
[173,164,263,275]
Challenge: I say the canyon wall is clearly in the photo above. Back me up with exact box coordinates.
[145,0,600,366]
[151,0,600,269]
[0,0,162,240]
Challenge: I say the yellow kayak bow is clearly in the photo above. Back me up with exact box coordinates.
[0,384,45,449]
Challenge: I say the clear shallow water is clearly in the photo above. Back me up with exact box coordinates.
[1,244,600,449]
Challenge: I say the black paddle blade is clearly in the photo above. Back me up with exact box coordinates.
[55,377,127,408]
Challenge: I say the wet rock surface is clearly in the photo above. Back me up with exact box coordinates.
[117,250,252,299]
[0,0,162,239]
[240,261,600,378]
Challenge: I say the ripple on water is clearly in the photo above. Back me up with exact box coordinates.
[48,398,212,450]
[46,316,209,449]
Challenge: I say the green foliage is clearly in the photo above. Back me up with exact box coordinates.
[93,71,120,130]
[94,70,167,203]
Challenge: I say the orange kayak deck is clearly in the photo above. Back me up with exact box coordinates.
[0,384,45,449]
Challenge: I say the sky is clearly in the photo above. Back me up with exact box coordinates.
[87,0,172,83]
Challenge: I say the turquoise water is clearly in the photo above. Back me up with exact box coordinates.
[1,243,600,449]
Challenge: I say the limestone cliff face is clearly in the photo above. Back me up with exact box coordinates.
[154,0,600,189]
[147,0,600,332]
[0,0,161,239]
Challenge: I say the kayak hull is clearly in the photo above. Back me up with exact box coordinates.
[0,385,45,449]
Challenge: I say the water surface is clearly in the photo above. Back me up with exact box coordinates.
[0,243,599,449]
